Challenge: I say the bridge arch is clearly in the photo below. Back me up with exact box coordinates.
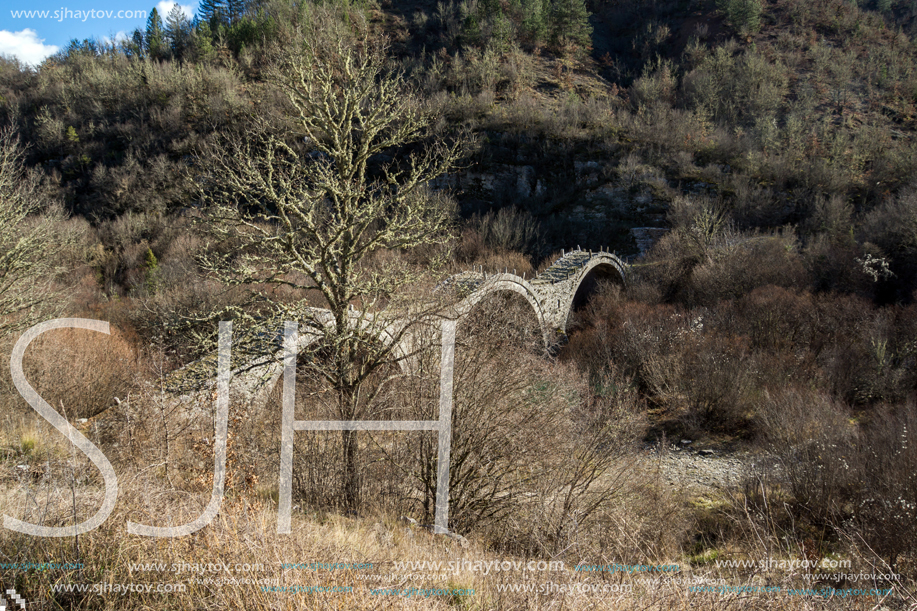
[560,255,627,331]
[570,256,627,307]
[452,273,550,348]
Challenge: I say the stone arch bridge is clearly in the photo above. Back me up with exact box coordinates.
[166,248,627,409]
[443,248,627,344]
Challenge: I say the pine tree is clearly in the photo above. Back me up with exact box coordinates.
[165,4,192,58]
[191,21,217,63]
[226,0,246,24]
[548,0,592,54]
[198,0,228,28]
[716,0,762,33]
[521,0,548,46]
[145,8,166,59]
[129,28,146,58]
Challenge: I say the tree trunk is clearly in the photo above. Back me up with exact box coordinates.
[341,428,360,511]
[339,385,361,511]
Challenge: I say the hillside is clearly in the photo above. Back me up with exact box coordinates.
[1,0,917,608]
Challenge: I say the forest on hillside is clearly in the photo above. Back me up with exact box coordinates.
[1,0,917,608]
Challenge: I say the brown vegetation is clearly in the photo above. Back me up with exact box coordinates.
[3,0,917,607]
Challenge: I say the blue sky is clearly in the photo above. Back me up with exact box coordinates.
[0,0,197,65]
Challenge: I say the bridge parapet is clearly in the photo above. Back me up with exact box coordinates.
[528,249,627,333]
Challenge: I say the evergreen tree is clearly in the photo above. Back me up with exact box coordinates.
[227,0,246,24]
[191,21,217,63]
[198,0,228,28]
[128,28,146,58]
[145,8,166,59]
[548,0,592,54]
[165,4,192,58]
[716,0,762,33]
[521,0,548,46]
[70,38,99,55]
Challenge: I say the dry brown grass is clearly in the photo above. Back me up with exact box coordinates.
[2,445,912,610]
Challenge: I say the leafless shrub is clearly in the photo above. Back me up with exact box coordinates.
[680,333,754,431]
[629,58,677,109]
[472,206,542,253]
[3,327,139,420]
[757,387,856,524]
[501,363,647,556]
[687,228,809,305]
[729,175,791,228]
[809,194,854,244]
[0,127,78,337]
[851,402,917,571]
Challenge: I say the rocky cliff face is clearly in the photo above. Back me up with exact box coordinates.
[434,143,675,257]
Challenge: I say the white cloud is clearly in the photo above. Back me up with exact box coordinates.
[0,29,59,66]
[102,31,129,45]
[156,1,196,20]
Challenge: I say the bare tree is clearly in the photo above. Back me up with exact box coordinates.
[194,23,467,509]
[0,126,71,338]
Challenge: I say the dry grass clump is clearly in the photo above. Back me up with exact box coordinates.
[0,326,140,421]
